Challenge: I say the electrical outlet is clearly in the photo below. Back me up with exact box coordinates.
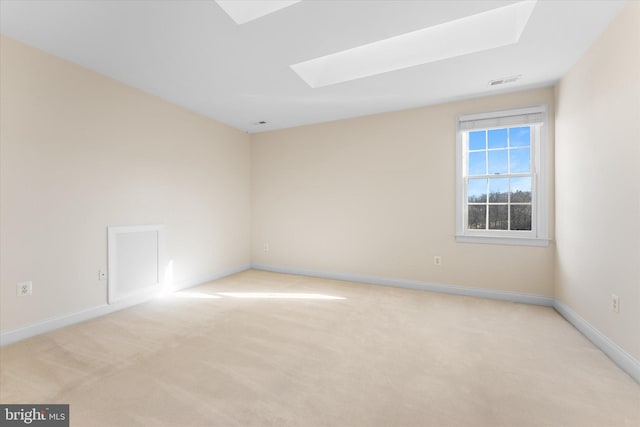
[263,243,269,252]
[434,256,442,266]
[98,269,107,281]
[611,294,620,313]
[17,281,32,297]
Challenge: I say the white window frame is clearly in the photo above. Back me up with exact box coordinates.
[455,106,549,246]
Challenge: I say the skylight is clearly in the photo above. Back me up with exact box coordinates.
[291,0,537,88]
[215,0,302,25]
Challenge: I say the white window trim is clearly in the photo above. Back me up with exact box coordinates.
[455,105,550,247]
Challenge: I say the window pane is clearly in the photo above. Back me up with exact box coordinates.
[488,205,508,230]
[468,151,486,176]
[488,178,509,202]
[488,129,507,149]
[510,205,532,230]
[509,148,531,173]
[468,179,487,203]
[469,131,486,150]
[488,150,507,175]
[510,177,532,203]
[468,205,486,229]
[510,126,530,147]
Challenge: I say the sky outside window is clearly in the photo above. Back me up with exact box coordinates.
[468,126,531,176]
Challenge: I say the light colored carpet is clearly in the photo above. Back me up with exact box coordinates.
[1,269,638,426]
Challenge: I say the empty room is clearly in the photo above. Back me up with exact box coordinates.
[1,0,639,426]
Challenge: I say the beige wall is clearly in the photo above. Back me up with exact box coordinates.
[251,88,555,296]
[0,36,251,331]
[555,2,640,360]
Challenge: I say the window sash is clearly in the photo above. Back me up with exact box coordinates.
[461,125,538,235]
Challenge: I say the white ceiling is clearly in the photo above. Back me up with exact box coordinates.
[0,0,626,133]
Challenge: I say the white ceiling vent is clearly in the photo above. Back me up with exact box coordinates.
[489,75,522,87]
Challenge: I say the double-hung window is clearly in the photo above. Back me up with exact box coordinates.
[456,106,549,246]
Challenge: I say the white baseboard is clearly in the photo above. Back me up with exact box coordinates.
[3,263,637,384]
[251,263,554,306]
[251,263,639,384]
[168,263,251,295]
[553,300,640,383]
[0,263,250,347]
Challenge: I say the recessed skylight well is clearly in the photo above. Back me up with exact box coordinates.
[216,0,302,25]
[291,0,537,88]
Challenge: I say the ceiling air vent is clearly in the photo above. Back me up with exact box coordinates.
[489,75,522,87]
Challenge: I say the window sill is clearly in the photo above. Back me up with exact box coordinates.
[455,235,550,247]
